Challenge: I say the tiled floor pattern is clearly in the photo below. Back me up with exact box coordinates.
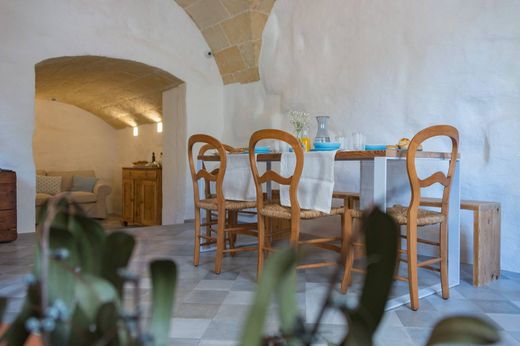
[1,224,520,345]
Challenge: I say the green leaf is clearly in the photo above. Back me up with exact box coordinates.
[66,213,106,275]
[75,274,118,321]
[149,260,177,346]
[68,305,96,346]
[101,231,136,297]
[426,315,500,345]
[93,302,120,346]
[240,247,298,346]
[0,283,40,346]
[276,265,299,338]
[0,297,6,322]
[0,303,33,346]
[343,207,399,346]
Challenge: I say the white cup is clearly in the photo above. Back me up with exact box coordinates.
[352,132,365,150]
[335,136,345,150]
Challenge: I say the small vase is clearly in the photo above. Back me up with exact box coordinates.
[297,129,311,152]
[315,116,331,143]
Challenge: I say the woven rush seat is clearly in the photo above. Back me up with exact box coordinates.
[388,205,445,226]
[349,205,445,226]
[197,198,257,211]
[261,203,344,220]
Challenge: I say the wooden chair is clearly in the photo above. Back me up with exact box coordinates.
[188,134,258,273]
[198,143,247,253]
[344,125,459,310]
[248,129,351,292]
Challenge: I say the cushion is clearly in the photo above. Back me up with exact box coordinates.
[47,170,95,191]
[67,191,97,204]
[35,193,52,206]
[71,175,98,192]
[36,175,62,195]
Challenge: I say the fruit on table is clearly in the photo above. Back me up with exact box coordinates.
[398,138,410,149]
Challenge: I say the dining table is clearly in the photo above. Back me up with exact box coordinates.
[198,148,461,308]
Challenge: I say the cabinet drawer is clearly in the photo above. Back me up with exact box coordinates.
[122,169,157,180]
[0,172,15,184]
[0,183,16,210]
[0,210,16,229]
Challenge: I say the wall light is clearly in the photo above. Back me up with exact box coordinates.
[133,126,139,137]
[157,121,163,133]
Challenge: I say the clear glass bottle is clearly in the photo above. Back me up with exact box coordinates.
[315,116,331,143]
[299,128,311,152]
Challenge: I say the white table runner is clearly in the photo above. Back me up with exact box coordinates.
[280,151,337,213]
[222,153,256,201]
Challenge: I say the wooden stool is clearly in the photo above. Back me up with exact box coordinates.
[420,198,501,286]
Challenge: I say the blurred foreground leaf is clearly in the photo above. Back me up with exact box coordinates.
[149,259,178,346]
[426,315,500,345]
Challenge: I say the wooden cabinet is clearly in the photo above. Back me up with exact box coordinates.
[0,170,16,242]
[122,167,162,226]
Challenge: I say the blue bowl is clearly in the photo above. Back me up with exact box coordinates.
[364,144,387,151]
[311,148,338,151]
[254,146,271,154]
[314,142,341,150]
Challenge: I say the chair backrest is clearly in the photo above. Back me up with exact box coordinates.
[406,125,459,218]
[248,129,304,215]
[188,134,227,208]
[197,142,241,198]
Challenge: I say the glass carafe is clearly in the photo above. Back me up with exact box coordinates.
[314,116,331,143]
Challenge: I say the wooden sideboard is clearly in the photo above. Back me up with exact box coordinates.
[122,167,162,226]
[0,170,17,242]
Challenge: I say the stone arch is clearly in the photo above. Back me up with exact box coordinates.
[35,55,183,129]
[175,0,276,84]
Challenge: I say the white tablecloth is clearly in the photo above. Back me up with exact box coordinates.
[280,151,337,213]
[222,153,256,201]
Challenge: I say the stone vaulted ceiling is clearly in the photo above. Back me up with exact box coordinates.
[175,0,276,85]
[35,56,182,129]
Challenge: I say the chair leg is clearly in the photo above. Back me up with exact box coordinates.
[440,221,449,299]
[396,226,402,275]
[214,208,226,274]
[290,217,300,247]
[407,223,419,310]
[229,211,237,257]
[264,216,271,248]
[257,214,266,280]
[194,208,201,266]
[340,212,353,294]
[205,209,212,239]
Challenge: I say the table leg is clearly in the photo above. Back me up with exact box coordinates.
[448,159,461,287]
[373,157,388,210]
[266,161,272,200]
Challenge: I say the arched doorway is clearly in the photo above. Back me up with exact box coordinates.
[34,55,187,225]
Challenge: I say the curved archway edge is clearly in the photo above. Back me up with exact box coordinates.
[0,0,224,232]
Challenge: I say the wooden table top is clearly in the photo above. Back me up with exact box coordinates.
[198,149,458,162]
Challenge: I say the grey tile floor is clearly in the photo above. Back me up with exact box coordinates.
[1,224,520,345]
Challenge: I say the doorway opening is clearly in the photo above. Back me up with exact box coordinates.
[33,55,186,228]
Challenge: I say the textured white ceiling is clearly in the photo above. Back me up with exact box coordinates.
[35,56,182,129]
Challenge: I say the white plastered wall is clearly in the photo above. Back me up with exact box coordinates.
[0,0,224,233]
[222,1,520,272]
[33,100,118,212]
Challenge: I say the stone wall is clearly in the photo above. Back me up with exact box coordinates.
[176,0,275,84]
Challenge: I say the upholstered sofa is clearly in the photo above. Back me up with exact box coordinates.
[36,170,112,220]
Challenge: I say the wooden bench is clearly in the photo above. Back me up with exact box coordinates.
[337,193,501,286]
[419,197,501,286]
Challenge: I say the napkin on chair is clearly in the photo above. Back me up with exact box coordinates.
[280,151,337,213]
[222,153,256,201]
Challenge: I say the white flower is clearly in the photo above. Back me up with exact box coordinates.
[288,110,310,134]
